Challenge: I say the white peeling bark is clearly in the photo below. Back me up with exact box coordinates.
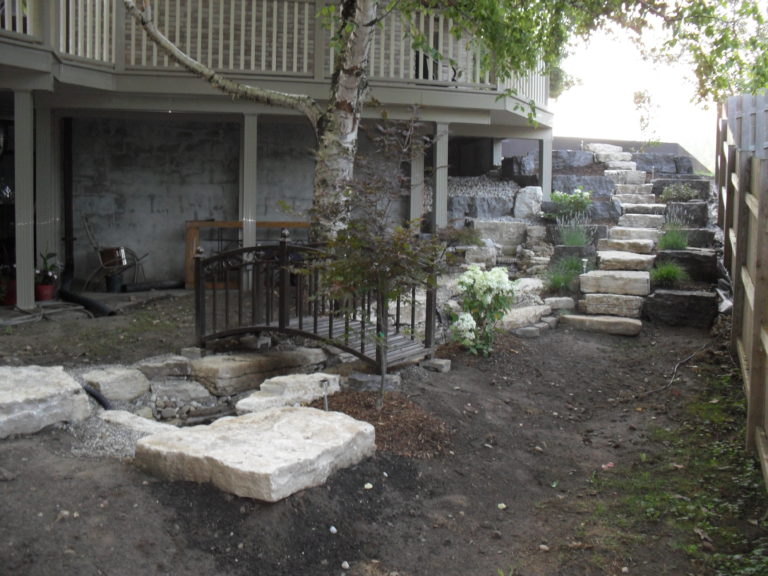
[312,0,378,239]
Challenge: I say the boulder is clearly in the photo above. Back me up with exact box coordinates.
[588,198,623,222]
[236,373,341,414]
[136,355,191,379]
[645,289,718,328]
[514,186,543,219]
[513,278,545,306]
[134,407,376,502]
[501,305,551,330]
[0,366,91,439]
[675,156,694,174]
[151,379,214,404]
[191,348,327,396]
[632,153,678,175]
[680,228,716,248]
[552,175,615,199]
[653,178,711,200]
[579,270,651,296]
[666,201,709,228]
[543,296,575,311]
[553,150,595,171]
[654,248,719,283]
[472,220,527,254]
[82,367,150,402]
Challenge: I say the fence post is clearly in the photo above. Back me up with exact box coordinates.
[278,228,290,329]
[424,269,436,354]
[194,246,206,346]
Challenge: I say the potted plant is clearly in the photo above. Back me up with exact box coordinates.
[35,251,61,301]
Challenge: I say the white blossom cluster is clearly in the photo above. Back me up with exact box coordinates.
[451,312,477,342]
[457,265,515,304]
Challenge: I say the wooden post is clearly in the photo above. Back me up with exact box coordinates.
[194,246,206,346]
[278,228,290,329]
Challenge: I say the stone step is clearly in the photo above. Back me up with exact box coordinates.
[621,203,667,215]
[236,373,341,415]
[597,238,655,254]
[135,406,376,502]
[595,151,633,163]
[580,270,651,296]
[615,183,654,195]
[0,366,92,439]
[605,160,637,170]
[613,193,657,204]
[609,227,662,242]
[560,314,642,336]
[618,213,666,228]
[597,250,656,271]
[604,170,647,185]
[585,143,623,154]
[583,294,645,318]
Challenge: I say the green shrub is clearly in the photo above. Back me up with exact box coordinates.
[661,183,697,202]
[551,188,592,217]
[657,227,688,250]
[556,213,591,246]
[546,256,584,293]
[651,261,688,288]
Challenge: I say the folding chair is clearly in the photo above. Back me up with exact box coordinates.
[82,215,148,291]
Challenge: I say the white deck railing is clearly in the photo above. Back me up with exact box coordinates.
[6,1,548,107]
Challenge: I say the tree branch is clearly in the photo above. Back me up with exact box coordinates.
[122,0,323,130]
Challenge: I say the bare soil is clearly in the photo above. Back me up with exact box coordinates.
[0,292,748,575]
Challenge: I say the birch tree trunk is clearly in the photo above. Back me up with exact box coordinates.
[312,0,378,240]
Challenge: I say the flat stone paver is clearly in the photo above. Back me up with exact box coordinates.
[0,366,92,439]
[134,406,375,502]
[236,373,341,414]
[560,314,642,336]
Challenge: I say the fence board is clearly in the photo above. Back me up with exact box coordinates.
[718,91,768,482]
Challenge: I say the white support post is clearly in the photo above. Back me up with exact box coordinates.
[432,122,449,229]
[35,107,60,268]
[539,134,553,201]
[240,114,259,248]
[409,146,424,222]
[492,139,503,166]
[14,91,35,311]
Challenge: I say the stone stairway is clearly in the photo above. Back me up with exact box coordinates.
[562,143,667,336]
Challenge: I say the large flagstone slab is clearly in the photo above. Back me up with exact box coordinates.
[191,348,327,396]
[134,407,375,502]
[0,366,91,438]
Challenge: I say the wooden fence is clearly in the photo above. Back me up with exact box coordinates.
[716,90,768,484]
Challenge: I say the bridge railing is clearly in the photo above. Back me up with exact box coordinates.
[194,231,436,371]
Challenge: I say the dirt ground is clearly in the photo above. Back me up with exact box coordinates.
[0,292,756,575]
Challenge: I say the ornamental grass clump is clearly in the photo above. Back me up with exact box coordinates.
[651,261,689,288]
[546,256,584,294]
[556,213,592,247]
[452,265,515,356]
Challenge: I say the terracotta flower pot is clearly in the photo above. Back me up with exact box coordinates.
[35,284,56,301]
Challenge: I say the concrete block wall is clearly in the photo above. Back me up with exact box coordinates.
[72,117,241,283]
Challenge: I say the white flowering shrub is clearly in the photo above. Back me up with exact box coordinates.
[452,265,515,355]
